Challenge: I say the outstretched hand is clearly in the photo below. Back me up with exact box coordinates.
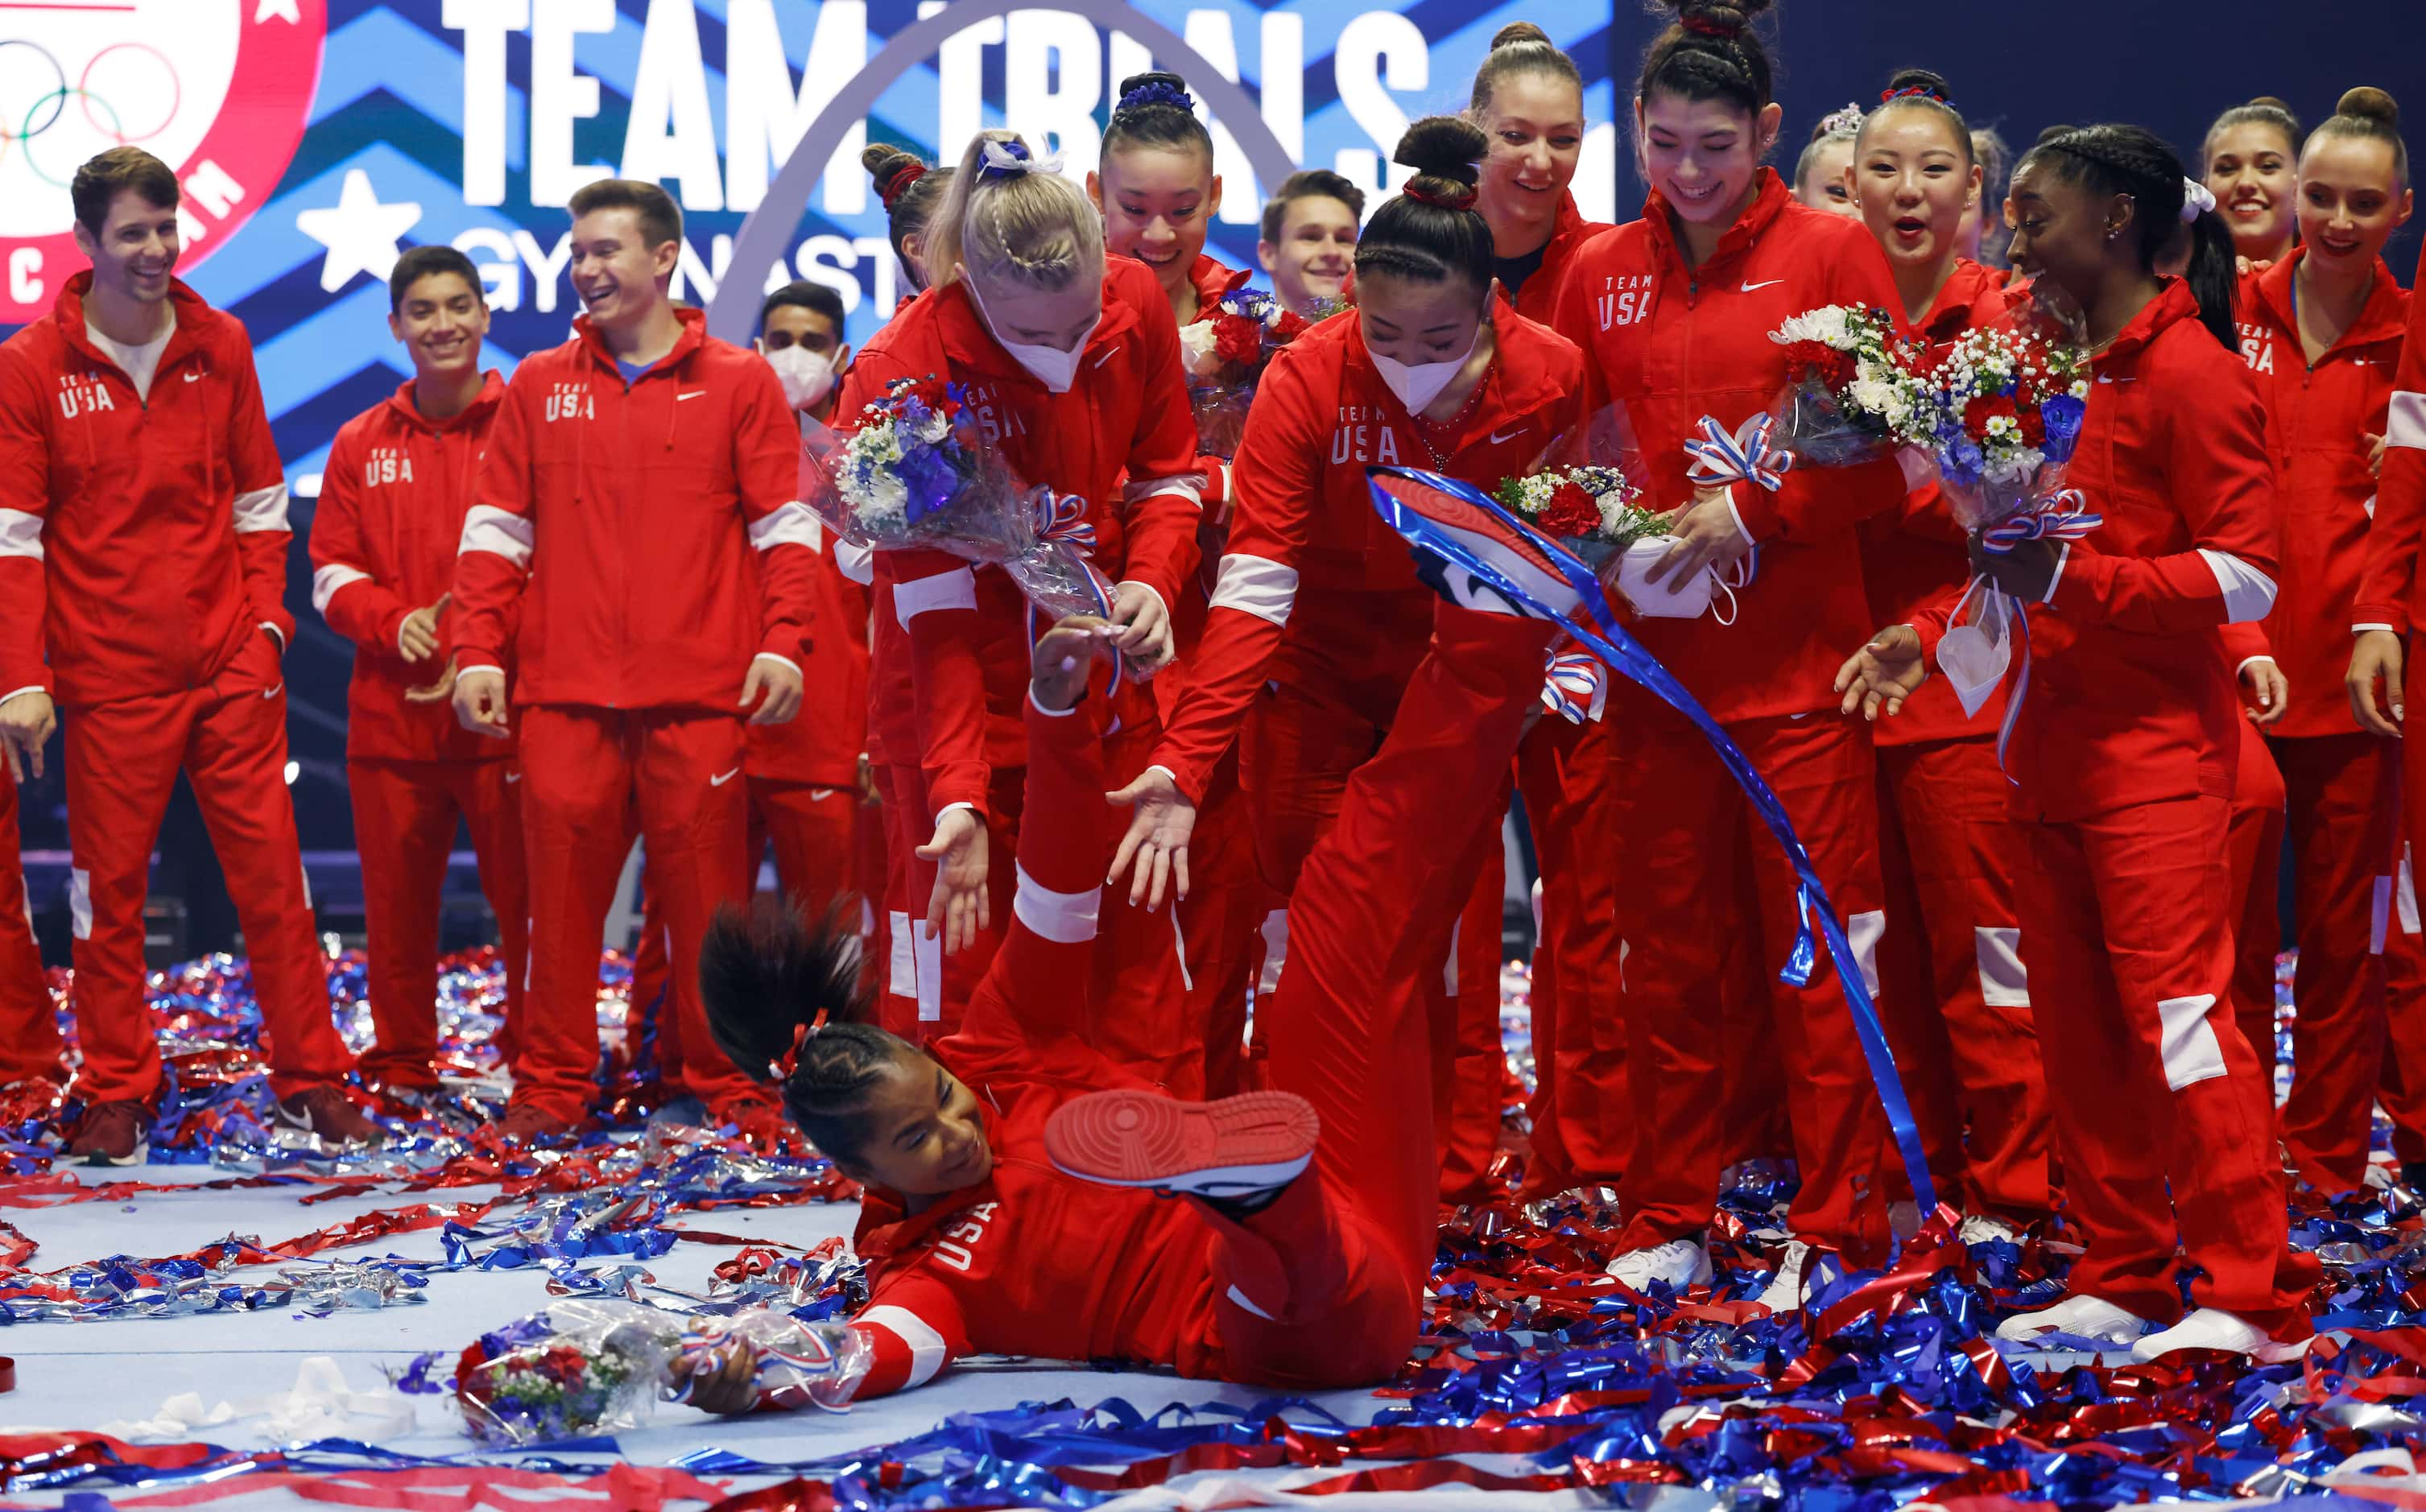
[1834,624,1928,721]
[915,807,991,956]
[1106,766,1195,911]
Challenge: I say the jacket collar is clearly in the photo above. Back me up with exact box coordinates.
[1640,167,1793,276]
[571,304,707,377]
[2253,246,2410,354]
[2097,277,2201,368]
[53,270,217,377]
[1188,254,1251,312]
[1914,258,2015,341]
[382,370,506,435]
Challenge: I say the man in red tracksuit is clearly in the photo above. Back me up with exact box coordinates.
[0,148,376,1164]
[449,180,820,1141]
[309,246,527,1098]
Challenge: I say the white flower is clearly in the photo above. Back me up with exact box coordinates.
[1177,320,1225,378]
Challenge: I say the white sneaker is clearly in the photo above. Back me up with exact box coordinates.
[2130,1308,2310,1364]
[1994,1293,2151,1347]
[1754,1240,1812,1312]
[1606,1238,1712,1291]
[1958,1213,2022,1246]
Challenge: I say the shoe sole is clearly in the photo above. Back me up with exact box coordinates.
[1044,1089,1316,1199]
[1608,1250,1712,1290]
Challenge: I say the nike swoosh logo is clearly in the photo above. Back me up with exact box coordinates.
[1741,279,1784,293]
[504,772,523,784]
[183,370,203,383]
[1489,428,1526,445]
[710,768,741,787]
[678,390,707,401]
[1094,351,1117,370]
[262,683,281,699]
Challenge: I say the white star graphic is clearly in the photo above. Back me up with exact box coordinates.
[295,169,424,294]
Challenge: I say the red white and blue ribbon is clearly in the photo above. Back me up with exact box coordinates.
[1539,646,1608,725]
[1032,489,1098,552]
[1684,412,1796,493]
[1980,491,2101,556]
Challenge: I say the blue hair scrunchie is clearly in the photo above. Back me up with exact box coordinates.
[1117,78,1196,115]
[976,136,1035,181]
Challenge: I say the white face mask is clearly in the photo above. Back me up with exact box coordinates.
[763,345,835,412]
[1613,537,1741,623]
[1370,324,1481,414]
[1936,579,2013,717]
[969,283,1097,394]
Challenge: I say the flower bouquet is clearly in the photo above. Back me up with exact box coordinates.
[802,376,1124,629]
[1766,304,1930,467]
[1904,291,2092,531]
[1490,465,1661,570]
[1179,287,1324,461]
[453,1298,869,1446]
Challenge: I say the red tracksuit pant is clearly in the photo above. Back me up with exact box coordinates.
[1176,749,1260,1099]
[1873,737,2048,1222]
[518,705,756,1121]
[2383,847,2426,1167]
[0,781,62,1084]
[1242,676,1507,1204]
[348,758,527,1090]
[2227,724,2288,1085]
[1514,714,1626,1196]
[63,633,353,1102]
[2019,795,2316,1335]
[1208,608,1553,1385]
[2271,733,2401,1190]
[1610,706,1891,1263]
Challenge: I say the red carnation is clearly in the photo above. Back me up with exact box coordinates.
[2018,405,2047,446]
[1819,349,1858,389]
[1213,311,1263,368]
[1535,480,1602,539]
[1269,309,1311,342]
[1962,394,2019,438]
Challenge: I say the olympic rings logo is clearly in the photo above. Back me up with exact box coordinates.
[0,39,181,188]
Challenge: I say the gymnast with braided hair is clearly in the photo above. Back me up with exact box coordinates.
[685,590,1567,1408]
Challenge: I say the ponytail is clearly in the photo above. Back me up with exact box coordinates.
[699,900,910,1167]
[2027,122,2238,352]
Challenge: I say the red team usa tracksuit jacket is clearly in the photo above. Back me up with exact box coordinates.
[1861,258,2048,1225]
[1150,291,1585,1200]
[1913,279,2316,1337]
[2249,246,2426,1190]
[0,275,354,1104]
[835,259,1209,1092]
[449,308,823,1122]
[1552,168,1907,1262]
[310,372,528,1092]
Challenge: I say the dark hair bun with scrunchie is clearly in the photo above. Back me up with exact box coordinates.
[1354,116,1494,293]
[1884,67,1953,104]
[1640,0,1778,115]
[1105,69,1213,162]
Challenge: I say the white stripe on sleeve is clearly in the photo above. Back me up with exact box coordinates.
[1123,473,1204,508]
[231,483,291,535]
[0,508,42,561]
[2198,548,2278,624]
[1014,862,1101,944]
[310,564,370,616]
[458,505,536,568]
[747,500,825,552]
[835,539,875,585]
[858,1304,949,1387]
[892,566,977,628]
[1207,554,1300,626]
[2388,390,2426,450]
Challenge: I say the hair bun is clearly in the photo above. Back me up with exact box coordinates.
[1490,21,1553,50]
[1392,115,1486,194]
[2250,95,2296,114]
[2338,86,2400,126]
[1883,67,1954,104]
[1669,0,1771,37]
[1115,70,1195,115]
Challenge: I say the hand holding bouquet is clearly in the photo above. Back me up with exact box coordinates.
[803,376,1128,647]
[453,1298,869,1445]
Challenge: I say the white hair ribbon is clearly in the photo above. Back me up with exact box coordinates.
[978,138,1068,180]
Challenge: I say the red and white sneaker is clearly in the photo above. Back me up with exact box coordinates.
[1044,1089,1317,1201]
